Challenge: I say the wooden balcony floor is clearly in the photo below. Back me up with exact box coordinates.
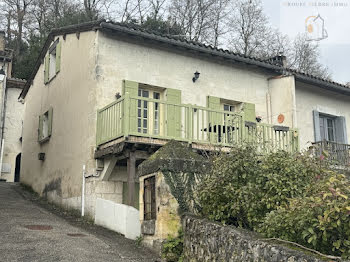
[95,135,232,159]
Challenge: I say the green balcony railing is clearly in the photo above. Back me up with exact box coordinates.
[96,94,299,153]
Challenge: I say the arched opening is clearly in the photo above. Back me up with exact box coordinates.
[14,153,21,182]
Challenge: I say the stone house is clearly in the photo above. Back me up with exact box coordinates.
[0,31,25,182]
[18,21,350,239]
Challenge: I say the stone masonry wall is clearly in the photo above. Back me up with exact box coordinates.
[182,215,333,262]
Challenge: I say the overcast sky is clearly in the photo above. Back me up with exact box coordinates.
[261,0,349,84]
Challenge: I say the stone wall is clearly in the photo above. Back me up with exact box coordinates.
[182,215,332,262]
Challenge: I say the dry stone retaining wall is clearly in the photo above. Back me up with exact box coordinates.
[182,215,335,262]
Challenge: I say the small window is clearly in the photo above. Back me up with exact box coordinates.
[144,176,156,220]
[44,39,61,84]
[42,111,49,138]
[38,107,53,143]
[223,104,235,112]
[49,48,56,80]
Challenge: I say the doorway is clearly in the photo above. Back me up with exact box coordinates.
[14,153,21,182]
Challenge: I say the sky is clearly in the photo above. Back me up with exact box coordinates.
[261,0,350,84]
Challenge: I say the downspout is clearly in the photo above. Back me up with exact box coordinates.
[81,165,86,217]
[0,69,7,177]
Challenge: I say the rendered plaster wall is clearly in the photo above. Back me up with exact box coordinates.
[20,31,99,206]
[139,172,181,250]
[295,82,350,150]
[268,75,297,128]
[94,198,140,240]
[1,87,24,182]
[95,32,278,123]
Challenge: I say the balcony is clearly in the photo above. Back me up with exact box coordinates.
[96,94,299,155]
[312,140,350,167]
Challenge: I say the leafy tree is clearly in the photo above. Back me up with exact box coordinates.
[227,0,331,79]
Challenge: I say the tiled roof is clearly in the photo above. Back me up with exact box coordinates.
[19,20,350,98]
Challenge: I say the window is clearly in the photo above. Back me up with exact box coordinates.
[223,104,235,112]
[138,88,149,134]
[38,107,53,143]
[42,111,49,138]
[319,115,335,142]
[49,48,56,80]
[44,39,61,84]
[313,110,348,144]
[144,176,156,220]
[153,92,160,135]
[137,88,161,134]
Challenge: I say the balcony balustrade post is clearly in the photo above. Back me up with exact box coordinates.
[124,93,130,138]
[188,105,193,143]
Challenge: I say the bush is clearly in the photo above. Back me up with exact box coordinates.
[260,173,350,259]
[198,147,324,230]
[162,229,184,262]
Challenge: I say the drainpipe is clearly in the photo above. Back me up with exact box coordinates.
[0,66,7,177]
[0,139,4,177]
[81,165,86,217]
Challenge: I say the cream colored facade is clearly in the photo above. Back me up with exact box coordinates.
[21,31,99,212]
[20,25,349,220]
[1,86,24,182]
[0,43,25,182]
[295,82,350,149]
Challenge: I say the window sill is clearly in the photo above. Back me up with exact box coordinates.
[38,136,51,144]
[45,72,59,85]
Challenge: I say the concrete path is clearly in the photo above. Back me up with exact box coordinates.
[0,183,159,262]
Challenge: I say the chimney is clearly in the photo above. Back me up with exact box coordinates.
[266,54,287,68]
[0,31,5,52]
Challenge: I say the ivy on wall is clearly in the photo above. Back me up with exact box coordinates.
[163,171,203,214]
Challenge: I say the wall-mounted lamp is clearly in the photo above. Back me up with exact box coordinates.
[192,71,200,83]
[115,92,121,99]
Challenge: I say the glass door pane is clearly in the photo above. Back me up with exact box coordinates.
[327,118,335,142]
[138,89,149,133]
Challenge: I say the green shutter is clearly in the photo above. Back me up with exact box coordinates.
[55,41,61,74]
[44,54,50,84]
[166,88,181,138]
[38,115,44,141]
[243,103,256,122]
[123,80,139,133]
[313,110,321,142]
[48,107,53,137]
[122,80,138,97]
[207,96,221,110]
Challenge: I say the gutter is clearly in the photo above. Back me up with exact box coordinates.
[295,74,350,96]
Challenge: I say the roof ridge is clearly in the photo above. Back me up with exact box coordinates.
[19,20,349,99]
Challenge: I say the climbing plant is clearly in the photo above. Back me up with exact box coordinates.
[163,171,204,214]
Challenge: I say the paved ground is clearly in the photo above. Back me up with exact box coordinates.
[0,183,159,262]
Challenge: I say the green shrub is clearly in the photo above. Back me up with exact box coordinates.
[162,229,184,262]
[260,173,350,259]
[198,147,325,230]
